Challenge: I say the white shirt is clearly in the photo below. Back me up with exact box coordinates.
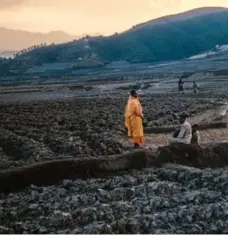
[177,120,192,144]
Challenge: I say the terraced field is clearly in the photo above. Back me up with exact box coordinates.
[0,91,228,233]
[0,93,223,169]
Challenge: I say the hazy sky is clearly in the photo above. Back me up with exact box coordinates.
[0,0,228,35]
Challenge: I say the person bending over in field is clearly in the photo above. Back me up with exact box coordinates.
[168,113,192,145]
[178,78,184,93]
[125,90,145,148]
[193,81,198,93]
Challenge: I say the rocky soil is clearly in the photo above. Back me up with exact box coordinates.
[0,91,228,233]
[0,93,224,170]
[1,165,228,234]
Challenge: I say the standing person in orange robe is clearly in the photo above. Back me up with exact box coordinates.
[125,90,145,148]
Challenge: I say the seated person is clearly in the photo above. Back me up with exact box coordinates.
[191,124,200,145]
[168,113,192,145]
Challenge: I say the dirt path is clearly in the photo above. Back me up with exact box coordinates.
[189,104,228,124]
[145,128,228,146]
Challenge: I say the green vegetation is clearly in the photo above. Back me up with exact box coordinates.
[1,9,228,76]
[91,11,228,63]
[73,59,104,69]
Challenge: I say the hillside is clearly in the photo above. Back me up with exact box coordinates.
[0,28,77,51]
[2,7,228,75]
[91,8,228,63]
[127,7,226,32]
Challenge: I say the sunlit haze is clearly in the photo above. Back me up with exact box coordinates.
[0,0,228,35]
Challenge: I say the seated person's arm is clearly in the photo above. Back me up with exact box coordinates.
[196,132,200,144]
[173,129,180,138]
[177,125,186,139]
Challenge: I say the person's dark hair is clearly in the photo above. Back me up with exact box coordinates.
[130,90,137,97]
[180,113,188,119]
[192,124,199,129]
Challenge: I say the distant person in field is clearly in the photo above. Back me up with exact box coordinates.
[125,90,145,148]
[191,124,200,145]
[193,81,198,93]
[178,78,184,93]
[168,113,192,145]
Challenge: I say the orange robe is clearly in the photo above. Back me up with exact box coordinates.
[125,97,145,144]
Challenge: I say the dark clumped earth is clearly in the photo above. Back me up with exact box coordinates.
[1,166,228,233]
[0,89,228,234]
[0,93,223,170]
[1,5,228,233]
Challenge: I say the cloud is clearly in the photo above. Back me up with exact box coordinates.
[0,0,25,9]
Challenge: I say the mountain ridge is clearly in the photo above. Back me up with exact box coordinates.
[89,8,228,63]
[127,6,228,32]
[0,27,77,51]
[2,7,228,75]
